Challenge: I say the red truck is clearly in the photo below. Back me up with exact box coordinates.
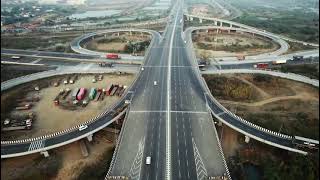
[254,63,268,69]
[106,53,120,59]
[77,88,87,101]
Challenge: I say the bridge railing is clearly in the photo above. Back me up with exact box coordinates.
[1,28,160,146]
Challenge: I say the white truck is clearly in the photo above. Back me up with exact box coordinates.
[272,60,287,65]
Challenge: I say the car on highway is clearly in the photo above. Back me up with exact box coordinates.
[79,125,88,131]
[154,81,157,86]
[141,67,144,71]
[146,156,151,165]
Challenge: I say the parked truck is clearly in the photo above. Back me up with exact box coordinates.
[106,84,114,96]
[253,63,269,69]
[272,60,287,65]
[98,62,113,67]
[15,104,31,110]
[54,89,65,105]
[292,55,303,61]
[77,88,87,101]
[236,54,245,61]
[89,88,97,100]
[106,53,121,59]
[69,75,77,84]
[72,88,80,100]
[95,88,103,101]
[110,85,118,96]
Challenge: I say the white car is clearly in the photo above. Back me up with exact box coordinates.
[154,81,157,86]
[78,125,88,131]
[146,156,151,165]
[141,67,144,71]
[184,40,187,44]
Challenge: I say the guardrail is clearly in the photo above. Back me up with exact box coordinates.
[1,26,159,148]
[184,21,232,178]
[184,24,310,156]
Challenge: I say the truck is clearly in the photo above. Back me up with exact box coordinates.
[63,77,69,84]
[253,63,268,69]
[69,75,77,84]
[11,56,21,59]
[110,85,118,96]
[115,85,123,96]
[54,89,65,105]
[72,88,80,100]
[15,104,31,110]
[98,74,103,81]
[236,55,245,61]
[106,53,120,59]
[272,60,287,65]
[95,89,102,101]
[77,88,87,101]
[292,55,303,61]
[98,62,113,67]
[106,84,114,96]
[61,88,71,100]
[89,88,97,100]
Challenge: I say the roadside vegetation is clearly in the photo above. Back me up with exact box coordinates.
[1,64,56,82]
[226,0,319,43]
[272,63,319,80]
[1,35,78,52]
[285,41,318,54]
[207,73,319,180]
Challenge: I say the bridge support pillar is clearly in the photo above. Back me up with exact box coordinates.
[40,151,49,158]
[87,134,93,142]
[220,21,223,27]
[199,18,203,23]
[229,24,233,28]
[190,17,193,21]
[214,21,217,26]
[245,135,250,143]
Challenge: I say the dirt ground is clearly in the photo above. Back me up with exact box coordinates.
[189,4,224,18]
[1,73,135,140]
[205,74,319,140]
[85,33,151,53]
[194,33,279,58]
[1,130,117,180]
[219,124,242,157]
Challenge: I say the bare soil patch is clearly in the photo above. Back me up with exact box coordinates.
[1,73,135,140]
[205,73,319,139]
[1,130,117,180]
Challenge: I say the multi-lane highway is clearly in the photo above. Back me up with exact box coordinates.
[107,2,229,179]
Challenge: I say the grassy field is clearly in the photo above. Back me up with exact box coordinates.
[272,63,319,80]
[1,64,56,82]
[206,73,319,180]
[1,35,79,52]
[226,0,319,43]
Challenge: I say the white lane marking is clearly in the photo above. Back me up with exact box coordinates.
[28,140,45,151]
[192,138,208,180]
[30,58,42,64]
[129,137,145,180]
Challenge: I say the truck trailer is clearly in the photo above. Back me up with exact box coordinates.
[272,60,287,65]
[106,53,120,59]
[254,63,269,69]
[77,88,87,101]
